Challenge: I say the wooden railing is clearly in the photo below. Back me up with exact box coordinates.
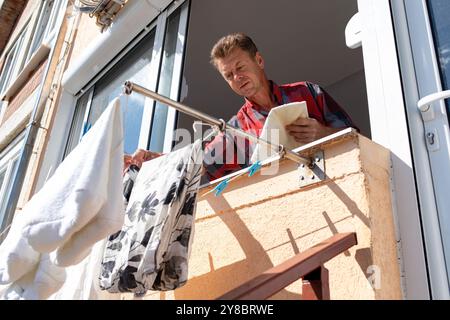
[216,232,358,300]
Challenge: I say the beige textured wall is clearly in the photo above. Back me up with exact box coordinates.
[121,133,402,300]
[64,13,99,71]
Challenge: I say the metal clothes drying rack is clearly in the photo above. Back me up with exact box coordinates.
[123,81,313,167]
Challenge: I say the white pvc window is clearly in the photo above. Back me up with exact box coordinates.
[26,0,65,62]
[401,0,450,296]
[0,0,65,98]
[65,0,189,156]
[65,29,156,155]
[0,23,29,95]
[149,3,189,153]
[63,88,93,156]
[45,0,64,41]
[0,134,25,231]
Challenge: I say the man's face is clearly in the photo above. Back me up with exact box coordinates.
[215,48,266,99]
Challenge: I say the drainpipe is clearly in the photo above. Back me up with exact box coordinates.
[0,0,71,241]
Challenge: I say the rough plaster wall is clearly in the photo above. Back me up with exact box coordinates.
[177,0,369,141]
[358,135,402,299]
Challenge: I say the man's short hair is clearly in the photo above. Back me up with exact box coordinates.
[210,33,258,67]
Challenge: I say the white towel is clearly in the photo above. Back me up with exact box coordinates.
[251,101,308,163]
[48,239,119,300]
[0,254,66,300]
[0,212,40,285]
[21,97,125,267]
[21,254,66,300]
[0,98,125,299]
[0,270,36,300]
[0,212,65,299]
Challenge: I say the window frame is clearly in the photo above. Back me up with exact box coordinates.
[150,3,190,153]
[0,21,30,96]
[0,0,66,102]
[67,0,189,155]
[26,0,65,63]
[0,132,25,231]
[392,0,450,298]
[25,0,54,62]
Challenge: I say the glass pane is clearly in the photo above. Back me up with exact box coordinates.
[0,158,19,227]
[0,168,6,193]
[0,168,6,225]
[16,23,29,73]
[0,49,15,93]
[28,0,56,58]
[148,8,181,152]
[85,30,156,155]
[63,88,92,157]
[46,0,63,38]
[0,41,19,94]
[428,0,450,118]
[0,23,28,93]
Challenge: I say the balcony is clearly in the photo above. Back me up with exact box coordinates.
[120,128,402,300]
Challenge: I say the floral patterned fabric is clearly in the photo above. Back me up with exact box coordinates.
[99,141,203,294]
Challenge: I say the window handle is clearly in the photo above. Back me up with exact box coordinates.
[417,90,450,122]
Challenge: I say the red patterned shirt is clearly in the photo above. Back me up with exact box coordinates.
[203,81,356,181]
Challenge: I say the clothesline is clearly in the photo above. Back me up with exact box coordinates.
[0,82,315,299]
[200,160,262,198]
[122,81,311,167]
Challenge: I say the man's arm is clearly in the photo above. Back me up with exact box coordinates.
[285,118,341,144]
[123,149,163,174]
[286,82,357,144]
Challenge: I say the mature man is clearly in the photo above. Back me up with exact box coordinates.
[125,33,356,180]
[202,32,356,180]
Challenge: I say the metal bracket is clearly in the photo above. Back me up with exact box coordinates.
[298,150,325,188]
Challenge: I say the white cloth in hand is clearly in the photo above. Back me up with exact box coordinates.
[251,101,308,163]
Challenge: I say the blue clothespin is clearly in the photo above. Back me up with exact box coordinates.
[82,122,92,137]
[213,178,230,196]
[248,161,262,177]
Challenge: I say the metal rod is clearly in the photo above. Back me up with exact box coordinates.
[123,81,311,166]
[124,81,225,129]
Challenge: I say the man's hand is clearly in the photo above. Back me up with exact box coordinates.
[285,118,339,144]
[123,149,163,173]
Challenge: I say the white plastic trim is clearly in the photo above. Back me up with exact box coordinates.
[345,12,362,49]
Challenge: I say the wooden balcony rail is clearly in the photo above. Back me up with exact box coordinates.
[216,232,358,300]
